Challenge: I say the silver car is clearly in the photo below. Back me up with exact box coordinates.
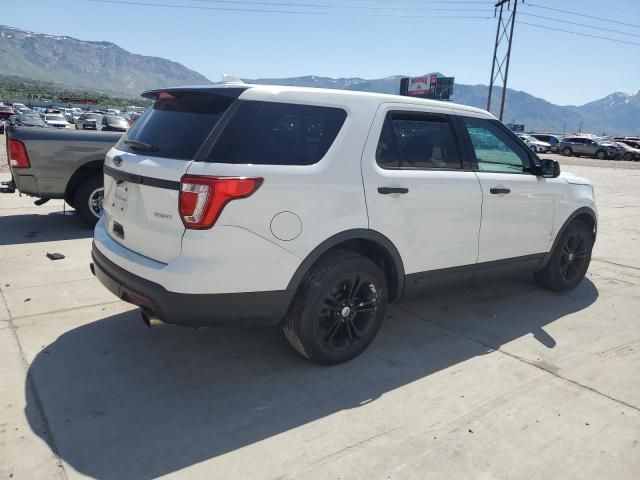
[558,136,621,159]
[75,112,103,130]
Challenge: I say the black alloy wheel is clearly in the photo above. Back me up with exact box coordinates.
[534,219,593,292]
[317,274,379,352]
[283,251,388,364]
[559,231,589,283]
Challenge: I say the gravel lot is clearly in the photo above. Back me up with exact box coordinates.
[1,141,639,479]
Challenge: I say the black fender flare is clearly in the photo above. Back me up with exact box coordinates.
[541,206,597,268]
[286,229,406,301]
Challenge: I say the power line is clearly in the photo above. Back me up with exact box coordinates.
[88,0,493,17]
[526,3,640,30]
[186,0,492,13]
[519,12,640,39]
[516,21,640,47]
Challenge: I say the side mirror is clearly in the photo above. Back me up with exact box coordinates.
[538,159,560,178]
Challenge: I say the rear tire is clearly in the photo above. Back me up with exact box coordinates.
[74,175,103,228]
[283,251,388,365]
[562,147,573,156]
[534,220,593,292]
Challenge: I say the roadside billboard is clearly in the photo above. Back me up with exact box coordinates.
[400,74,455,100]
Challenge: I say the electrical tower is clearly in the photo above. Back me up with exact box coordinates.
[487,0,522,121]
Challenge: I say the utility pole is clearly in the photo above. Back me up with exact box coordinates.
[487,0,521,121]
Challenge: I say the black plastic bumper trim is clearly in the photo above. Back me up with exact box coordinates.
[91,243,293,327]
[103,165,180,190]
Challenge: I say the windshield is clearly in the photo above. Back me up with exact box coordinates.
[45,114,65,121]
[106,116,128,125]
[520,134,537,142]
[19,115,46,126]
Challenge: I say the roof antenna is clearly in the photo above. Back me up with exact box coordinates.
[222,74,244,84]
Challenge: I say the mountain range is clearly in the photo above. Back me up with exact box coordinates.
[1,25,638,135]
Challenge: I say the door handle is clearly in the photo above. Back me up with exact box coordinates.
[378,187,409,195]
[489,187,511,194]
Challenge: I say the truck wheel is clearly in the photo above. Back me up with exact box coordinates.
[534,220,593,292]
[283,250,388,365]
[74,176,104,228]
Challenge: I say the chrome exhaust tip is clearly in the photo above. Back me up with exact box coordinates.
[140,308,164,327]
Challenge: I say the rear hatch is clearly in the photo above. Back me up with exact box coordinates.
[102,87,246,263]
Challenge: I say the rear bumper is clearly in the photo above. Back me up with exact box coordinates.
[91,243,294,327]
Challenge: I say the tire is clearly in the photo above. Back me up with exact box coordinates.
[283,250,388,365]
[82,124,86,130]
[74,175,104,228]
[534,220,593,292]
[562,147,573,156]
[595,149,607,160]
[623,152,633,161]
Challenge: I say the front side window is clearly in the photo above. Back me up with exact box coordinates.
[463,117,530,174]
[376,112,462,170]
[207,101,346,165]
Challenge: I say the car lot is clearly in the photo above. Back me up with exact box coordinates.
[1,149,639,479]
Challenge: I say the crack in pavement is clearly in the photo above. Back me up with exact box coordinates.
[0,284,69,480]
[395,305,640,414]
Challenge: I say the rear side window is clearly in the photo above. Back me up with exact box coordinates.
[207,101,347,165]
[116,89,244,159]
[376,112,462,170]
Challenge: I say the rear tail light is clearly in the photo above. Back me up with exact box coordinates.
[179,175,263,229]
[8,139,30,168]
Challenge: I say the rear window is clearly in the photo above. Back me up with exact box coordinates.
[206,101,347,165]
[116,89,244,159]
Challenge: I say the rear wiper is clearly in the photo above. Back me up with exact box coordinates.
[123,139,158,152]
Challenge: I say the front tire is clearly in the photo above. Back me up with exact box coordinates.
[534,220,593,292]
[283,251,388,365]
[595,149,607,160]
[623,152,633,161]
[74,175,104,228]
[562,147,573,156]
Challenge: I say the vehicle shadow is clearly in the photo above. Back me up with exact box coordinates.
[0,210,91,245]
[25,274,598,480]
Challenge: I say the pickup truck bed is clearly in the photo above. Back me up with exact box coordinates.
[5,126,121,226]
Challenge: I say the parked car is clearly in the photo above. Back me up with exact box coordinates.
[614,138,640,150]
[517,134,551,153]
[3,126,122,224]
[101,115,130,132]
[89,83,597,365]
[615,141,640,161]
[558,135,621,159]
[76,112,103,130]
[12,102,26,111]
[44,113,73,129]
[530,133,562,152]
[0,104,15,134]
[7,113,49,128]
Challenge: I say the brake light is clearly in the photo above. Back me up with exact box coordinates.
[8,139,30,168]
[179,175,263,229]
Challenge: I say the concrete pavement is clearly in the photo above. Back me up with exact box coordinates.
[0,162,639,479]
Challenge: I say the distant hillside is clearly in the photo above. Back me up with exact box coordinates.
[0,25,210,94]
[1,23,637,135]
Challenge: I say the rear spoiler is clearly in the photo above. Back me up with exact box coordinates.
[141,85,249,100]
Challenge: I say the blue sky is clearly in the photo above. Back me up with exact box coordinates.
[5,0,640,105]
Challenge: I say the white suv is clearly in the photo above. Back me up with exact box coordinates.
[91,82,597,364]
